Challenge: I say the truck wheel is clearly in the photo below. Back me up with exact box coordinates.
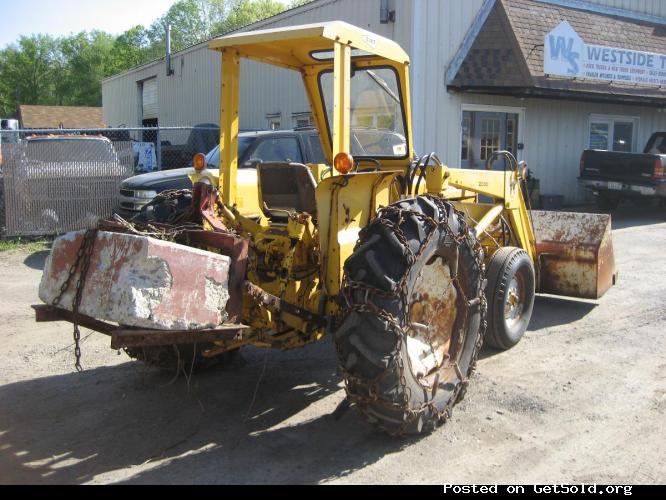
[335,196,486,435]
[596,192,620,212]
[484,247,535,351]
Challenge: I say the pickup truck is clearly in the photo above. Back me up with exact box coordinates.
[160,123,220,170]
[116,128,326,218]
[579,132,666,211]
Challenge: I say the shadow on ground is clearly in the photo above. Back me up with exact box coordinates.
[478,294,597,360]
[0,340,409,485]
[529,295,597,331]
[23,250,49,271]
[567,203,666,230]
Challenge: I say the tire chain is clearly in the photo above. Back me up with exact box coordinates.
[51,228,99,372]
[336,196,487,435]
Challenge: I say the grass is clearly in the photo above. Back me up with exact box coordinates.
[0,238,51,253]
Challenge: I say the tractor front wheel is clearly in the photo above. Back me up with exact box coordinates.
[484,247,535,351]
[335,196,486,435]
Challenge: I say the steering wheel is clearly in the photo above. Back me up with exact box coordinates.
[354,157,381,173]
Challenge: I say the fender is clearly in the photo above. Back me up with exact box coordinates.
[315,171,401,313]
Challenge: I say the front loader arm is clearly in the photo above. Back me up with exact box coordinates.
[446,167,538,264]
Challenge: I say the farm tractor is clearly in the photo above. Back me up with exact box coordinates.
[35,22,616,435]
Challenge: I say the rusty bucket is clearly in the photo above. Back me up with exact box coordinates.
[531,211,618,300]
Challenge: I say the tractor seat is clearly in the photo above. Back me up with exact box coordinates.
[257,162,317,219]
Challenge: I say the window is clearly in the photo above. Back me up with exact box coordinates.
[480,118,500,161]
[308,134,326,163]
[205,136,257,169]
[589,116,637,152]
[319,67,407,158]
[589,122,609,150]
[461,112,471,161]
[613,122,634,152]
[266,113,281,131]
[292,113,313,129]
[250,136,303,163]
[506,115,518,155]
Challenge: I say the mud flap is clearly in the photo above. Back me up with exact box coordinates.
[531,211,617,300]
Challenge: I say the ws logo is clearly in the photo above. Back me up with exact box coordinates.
[548,34,579,74]
[544,21,584,77]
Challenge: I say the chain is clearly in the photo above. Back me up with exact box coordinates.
[51,228,98,372]
[337,196,487,434]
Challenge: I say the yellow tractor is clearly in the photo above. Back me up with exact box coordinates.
[36,22,616,436]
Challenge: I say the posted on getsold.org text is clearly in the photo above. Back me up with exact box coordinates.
[442,485,634,496]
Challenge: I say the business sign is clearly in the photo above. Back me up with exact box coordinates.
[545,20,666,86]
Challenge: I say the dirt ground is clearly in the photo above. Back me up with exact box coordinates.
[0,205,665,485]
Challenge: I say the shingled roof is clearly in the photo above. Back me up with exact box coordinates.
[449,0,666,104]
[19,105,105,129]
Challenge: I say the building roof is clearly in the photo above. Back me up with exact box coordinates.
[449,0,666,104]
[19,105,106,129]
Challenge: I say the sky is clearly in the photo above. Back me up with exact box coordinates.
[0,0,291,48]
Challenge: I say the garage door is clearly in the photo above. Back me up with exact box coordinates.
[142,78,158,120]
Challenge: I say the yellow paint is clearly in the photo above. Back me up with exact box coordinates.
[196,21,556,354]
[219,49,240,206]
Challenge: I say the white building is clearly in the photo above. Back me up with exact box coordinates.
[102,0,666,203]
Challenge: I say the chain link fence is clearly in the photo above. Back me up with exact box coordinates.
[0,126,219,237]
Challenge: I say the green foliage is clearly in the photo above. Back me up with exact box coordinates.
[215,0,286,34]
[0,0,299,117]
[0,238,50,253]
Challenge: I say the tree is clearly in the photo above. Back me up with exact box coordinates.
[0,35,60,115]
[108,25,152,75]
[148,0,229,51]
[0,0,299,116]
[59,31,115,106]
[214,0,286,35]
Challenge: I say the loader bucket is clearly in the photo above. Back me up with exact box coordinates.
[531,211,617,300]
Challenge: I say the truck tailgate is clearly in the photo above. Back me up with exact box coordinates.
[580,150,658,185]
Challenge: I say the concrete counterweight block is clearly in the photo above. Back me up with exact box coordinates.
[39,230,232,330]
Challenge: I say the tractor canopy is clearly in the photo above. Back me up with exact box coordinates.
[207,21,414,206]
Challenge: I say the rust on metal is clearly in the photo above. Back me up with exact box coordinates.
[110,326,246,349]
[33,304,116,335]
[243,280,327,328]
[185,229,248,323]
[531,210,617,299]
[32,304,248,349]
[406,257,458,381]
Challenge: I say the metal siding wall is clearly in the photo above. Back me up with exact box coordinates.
[573,0,666,17]
[103,0,408,132]
[410,0,487,157]
[440,92,666,202]
[103,63,162,128]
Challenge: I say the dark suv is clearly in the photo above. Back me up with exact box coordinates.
[116,128,325,218]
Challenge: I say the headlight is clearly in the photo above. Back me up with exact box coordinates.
[134,190,158,199]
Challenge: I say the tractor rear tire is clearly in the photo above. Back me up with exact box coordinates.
[484,247,535,351]
[335,196,486,435]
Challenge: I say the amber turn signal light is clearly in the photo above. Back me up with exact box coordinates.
[334,152,354,175]
[193,153,206,171]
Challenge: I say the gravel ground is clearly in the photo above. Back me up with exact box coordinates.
[0,204,664,485]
